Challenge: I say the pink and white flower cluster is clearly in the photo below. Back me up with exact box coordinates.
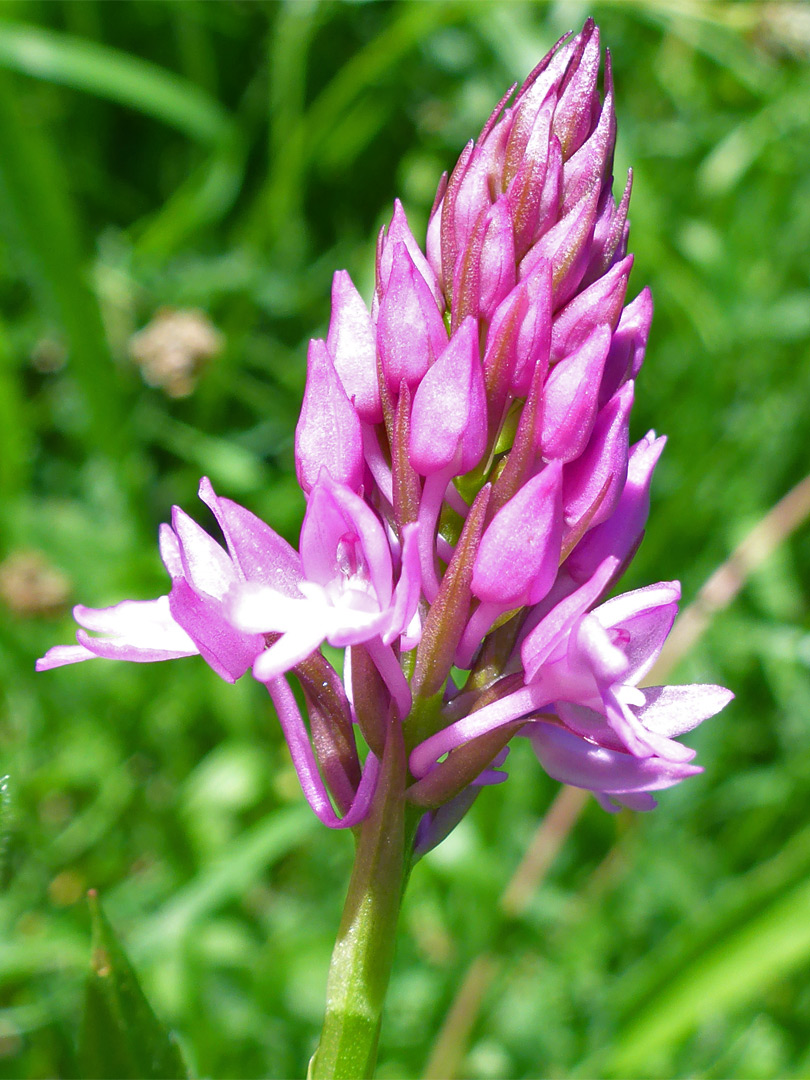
[39,21,731,850]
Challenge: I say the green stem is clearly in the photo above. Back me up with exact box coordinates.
[310,722,415,1080]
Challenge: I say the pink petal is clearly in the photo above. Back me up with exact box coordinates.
[529,720,702,797]
[253,624,327,683]
[635,684,734,737]
[172,507,237,601]
[522,555,618,681]
[168,580,261,682]
[158,524,183,578]
[36,643,99,670]
[595,580,680,683]
[198,477,302,595]
[301,475,393,609]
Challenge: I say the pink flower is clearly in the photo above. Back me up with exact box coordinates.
[409,559,732,813]
[228,471,421,717]
[35,477,403,829]
[39,21,733,843]
[37,477,295,681]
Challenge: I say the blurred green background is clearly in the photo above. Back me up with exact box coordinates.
[1,1,809,1077]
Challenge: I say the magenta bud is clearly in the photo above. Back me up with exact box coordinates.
[599,287,653,405]
[482,285,526,431]
[412,315,488,477]
[512,259,553,394]
[582,168,632,288]
[561,52,615,213]
[563,380,633,530]
[565,431,666,585]
[506,92,555,258]
[440,140,474,290]
[472,460,563,607]
[295,339,364,495]
[377,241,448,393]
[326,270,382,423]
[550,254,633,362]
[478,195,517,320]
[426,174,448,295]
[445,124,509,285]
[540,323,612,462]
[442,144,488,285]
[553,21,601,158]
[378,198,444,309]
[482,260,552,432]
[521,179,600,308]
[505,40,571,184]
[532,134,563,245]
[410,317,485,475]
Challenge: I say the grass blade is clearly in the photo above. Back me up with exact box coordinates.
[0,21,232,144]
[605,873,810,1074]
[80,891,189,1080]
[0,66,129,465]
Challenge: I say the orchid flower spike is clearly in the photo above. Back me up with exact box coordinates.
[39,20,732,848]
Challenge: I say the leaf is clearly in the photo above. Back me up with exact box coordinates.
[0,65,129,466]
[79,891,189,1080]
[0,21,232,144]
[604,874,810,1075]
[0,775,11,890]
[132,804,315,957]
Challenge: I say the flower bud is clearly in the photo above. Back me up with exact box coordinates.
[472,460,563,608]
[540,323,612,462]
[295,339,364,494]
[563,379,633,530]
[477,195,517,320]
[551,254,633,362]
[377,198,443,308]
[553,22,601,156]
[327,270,381,423]
[410,317,486,475]
[564,431,665,585]
[377,242,447,393]
[599,287,653,404]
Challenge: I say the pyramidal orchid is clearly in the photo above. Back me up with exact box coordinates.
[38,21,732,1079]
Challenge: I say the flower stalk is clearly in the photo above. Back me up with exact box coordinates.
[310,722,414,1080]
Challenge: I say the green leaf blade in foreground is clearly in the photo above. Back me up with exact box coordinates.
[0,64,128,466]
[0,21,233,144]
[604,873,810,1075]
[0,776,11,891]
[79,891,189,1080]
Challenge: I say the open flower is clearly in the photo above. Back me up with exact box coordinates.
[228,471,421,716]
[409,558,732,808]
[36,476,388,829]
[36,476,298,681]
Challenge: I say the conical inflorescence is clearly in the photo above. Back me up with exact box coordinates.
[39,21,732,851]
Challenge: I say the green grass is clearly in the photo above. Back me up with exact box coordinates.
[1,1,809,1077]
